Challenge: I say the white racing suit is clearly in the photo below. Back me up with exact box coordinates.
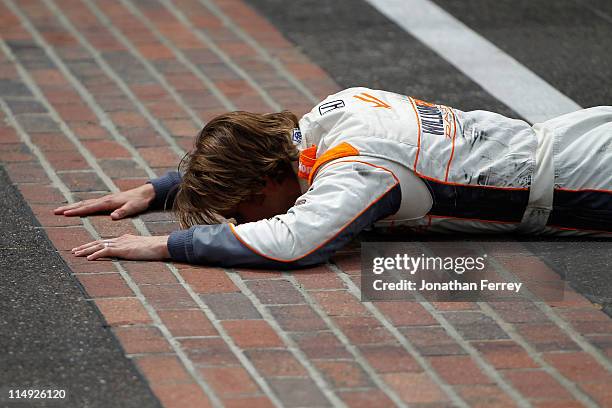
[148,87,612,268]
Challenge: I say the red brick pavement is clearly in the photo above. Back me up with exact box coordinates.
[0,0,611,407]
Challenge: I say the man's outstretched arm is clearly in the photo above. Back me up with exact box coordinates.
[54,170,182,219]
[71,160,400,266]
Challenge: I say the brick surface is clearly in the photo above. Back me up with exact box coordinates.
[123,261,178,285]
[428,355,493,385]
[19,184,64,203]
[267,304,327,332]
[180,337,240,367]
[199,366,260,397]
[359,344,422,373]
[246,279,305,305]
[201,292,261,320]
[338,389,395,408]
[267,378,329,407]
[456,384,517,408]
[471,340,539,369]
[77,273,133,298]
[138,146,179,168]
[157,309,218,337]
[442,311,510,341]
[293,265,346,290]
[45,226,94,250]
[579,381,612,407]
[149,382,212,408]
[5,161,49,183]
[504,369,574,400]
[82,140,131,159]
[88,216,139,238]
[60,250,117,273]
[313,360,373,389]
[113,326,173,354]
[3,0,610,406]
[221,320,283,349]
[334,316,397,345]
[135,355,192,384]
[291,331,352,360]
[58,171,107,192]
[382,372,448,404]
[44,149,90,171]
[180,267,239,293]
[244,349,307,377]
[401,326,467,356]
[543,351,610,383]
[94,297,152,326]
[139,284,198,310]
[376,301,437,326]
[222,396,274,408]
[310,290,369,316]
[515,323,580,352]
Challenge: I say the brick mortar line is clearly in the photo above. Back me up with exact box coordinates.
[327,262,472,408]
[281,271,409,407]
[10,2,292,405]
[478,302,599,407]
[226,269,347,407]
[156,0,282,111]
[81,0,204,129]
[406,243,533,407]
[476,251,606,405]
[0,98,78,220]
[0,5,228,406]
[1,1,144,188]
[133,271,292,408]
[116,0,238,112]
[416,297,534,407]
[17,0,334,405]
[16,4,361,406]
[0,62,227,407]
[537,307,612,368]
[10,0,154,186]
[16,2,348,405]
[479,248,605,406]
[196,0,321,105]
[42,0,186,160]
[483,241,612,370]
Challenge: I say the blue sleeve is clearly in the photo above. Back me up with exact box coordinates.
[167,161,401,269]
[146,171,182,211]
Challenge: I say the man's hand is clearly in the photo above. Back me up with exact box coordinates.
[71,234,170,261]
[54,184,156,220]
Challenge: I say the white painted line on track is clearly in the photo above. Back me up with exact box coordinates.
[365,0,582,123]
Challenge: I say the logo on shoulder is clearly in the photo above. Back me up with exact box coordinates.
[291,128,302,145]
[319,99,345,116]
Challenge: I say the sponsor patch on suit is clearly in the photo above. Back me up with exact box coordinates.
[319,99,345,115]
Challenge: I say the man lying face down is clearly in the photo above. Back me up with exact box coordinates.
[55,87,612,268]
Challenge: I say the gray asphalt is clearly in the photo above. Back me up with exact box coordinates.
[0,165,160,408]
[244,0,612,314]
[432,0,612,108]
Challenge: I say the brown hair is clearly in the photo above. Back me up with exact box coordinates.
[172,110,300,228]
